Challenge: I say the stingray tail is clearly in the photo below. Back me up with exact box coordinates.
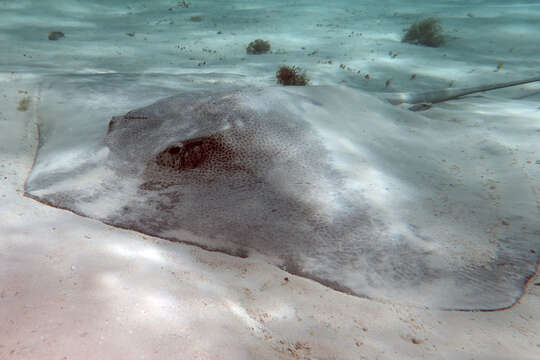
[383,76,540,106]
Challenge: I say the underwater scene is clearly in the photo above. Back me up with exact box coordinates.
[1,1,539,359]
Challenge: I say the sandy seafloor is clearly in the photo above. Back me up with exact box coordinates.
[1,0,540,359]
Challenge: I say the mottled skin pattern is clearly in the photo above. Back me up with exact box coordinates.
[26,85,540,310]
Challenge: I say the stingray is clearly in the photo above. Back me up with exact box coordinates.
[25,76,540,310]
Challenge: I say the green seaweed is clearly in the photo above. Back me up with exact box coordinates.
[402,18,445,47]
[246,39,271,55]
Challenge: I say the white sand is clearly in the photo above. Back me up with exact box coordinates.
[1,1,539,358]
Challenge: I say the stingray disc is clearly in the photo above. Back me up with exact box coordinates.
[26,84,540,310]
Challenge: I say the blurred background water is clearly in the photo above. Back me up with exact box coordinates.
[2,0,539,93]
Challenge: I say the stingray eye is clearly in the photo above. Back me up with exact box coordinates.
[107,118,117,133]
[155,135,228,171]
[180,140,207,169]
[167,146,181,155]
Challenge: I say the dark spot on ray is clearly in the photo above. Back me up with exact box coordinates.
[156,135,232,171]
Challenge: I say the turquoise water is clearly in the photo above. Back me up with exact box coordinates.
[2,0,539,93]
[2,2,540,359]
